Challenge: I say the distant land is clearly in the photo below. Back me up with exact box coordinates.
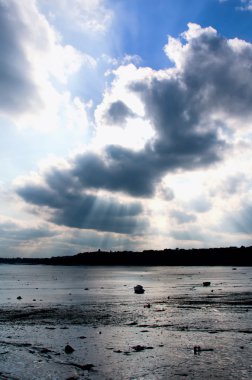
[0,246,251,266]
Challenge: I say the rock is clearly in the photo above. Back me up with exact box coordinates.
[17,296,22,300]
[40,348,52,354]
[65,344,75,354]
[132,345,140,352]
[134,285,145,294]
[144,303,151,308]
[80,364,95,371]
[68,363,95,371]
[203,282,211,287]
[194,345,214,353]
[132,345,153,352]
[194,346,201,354]
[127,321,138,326]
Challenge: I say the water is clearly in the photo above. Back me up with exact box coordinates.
[0,265,251,379]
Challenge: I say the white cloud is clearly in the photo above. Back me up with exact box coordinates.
[94,64,155,150]
[238,0,252,10]
[220,0,252,11]
[42,0,113,33]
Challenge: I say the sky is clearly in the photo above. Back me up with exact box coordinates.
[1,0,252,258]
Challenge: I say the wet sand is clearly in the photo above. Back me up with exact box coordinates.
[0,265,251,379]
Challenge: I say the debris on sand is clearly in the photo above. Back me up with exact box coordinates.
[203,282,211,287]
[134,285,145,294]
[194,345,214,354]
[81,364,95,371]
[132,345,154,352]
[60,361,95,371]
[40,348,52,354]
[144,303,151,308]
[17,296,22,300]
[194,345,201,354]
[127,321,138,326]
[64,344,75,354]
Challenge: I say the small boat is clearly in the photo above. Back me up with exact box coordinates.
[134,285,145,294]
[203,281,211,287]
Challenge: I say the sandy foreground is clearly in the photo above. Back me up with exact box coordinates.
[0,265,251,379]
[0,292,251,379]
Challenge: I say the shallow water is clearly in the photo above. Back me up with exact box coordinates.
[0,265,251,379]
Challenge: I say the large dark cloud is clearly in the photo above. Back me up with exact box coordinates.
[16,25,252,233]
[0,0,41,114]
[17,179,147,234]
[180,30,252,118]
[71,147,159,197]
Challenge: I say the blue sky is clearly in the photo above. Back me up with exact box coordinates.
[1,0,252,257]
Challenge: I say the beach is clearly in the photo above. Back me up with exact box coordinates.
[0,265,251,379]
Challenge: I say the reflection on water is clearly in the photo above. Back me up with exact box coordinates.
[0,265,251,305]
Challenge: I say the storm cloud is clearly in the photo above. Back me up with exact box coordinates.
[16,24,252,236]
[17,178,147,234]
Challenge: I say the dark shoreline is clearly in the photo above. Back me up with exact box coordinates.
[1,246,251,266]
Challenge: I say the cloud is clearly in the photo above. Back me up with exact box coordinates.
[236,1,252,11]
[86,23,252,197]
[164,23,252,121]
[169,228,206,242]
[159,185,175,201]
[189,196,212,213]
[221,173,247,195]
[0,0,96,137]
[0,220,56,241]
[104,100,136,125]
[43,0,113,33]
[72,148,159,197]
[0,213,146,257]
[15,24,252,240]
[0,0,41,114]
[16,173,147,234]
[170,210,197,224]
[222,201,252,234]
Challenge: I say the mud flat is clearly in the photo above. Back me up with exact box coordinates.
[0,265,251,379]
